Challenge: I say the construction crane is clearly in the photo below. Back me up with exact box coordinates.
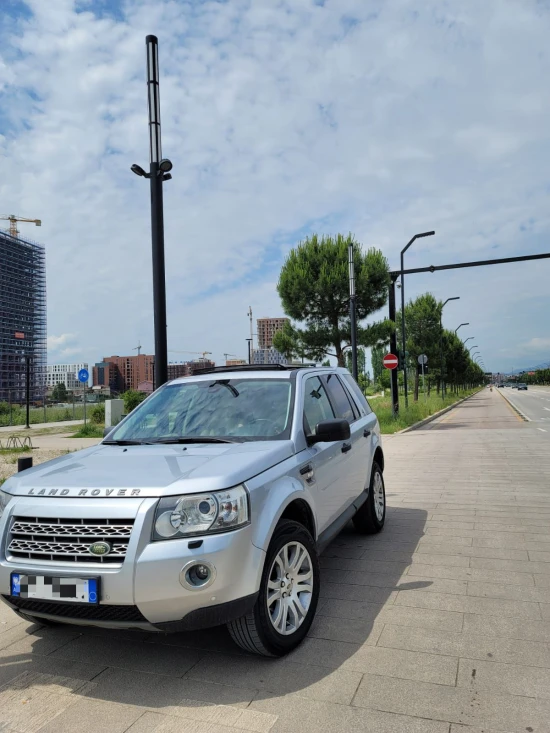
[133,341,142,356]
[168,350,213,360]
[0,214,41,238]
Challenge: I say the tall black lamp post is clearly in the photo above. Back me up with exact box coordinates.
[131,35,173,389]
[440,296,460,398]
[400,231,435,408]
[348,241,358,380]
[21,355,31,429]
[455,322,469,335]
[246,339,253,365]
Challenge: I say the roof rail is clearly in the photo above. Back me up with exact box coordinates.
[191,363,317,375]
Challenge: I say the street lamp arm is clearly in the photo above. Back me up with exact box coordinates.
[401,230,436,257]
[455,323,469,334]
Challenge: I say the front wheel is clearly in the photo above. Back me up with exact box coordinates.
[353,461,386,534]
[227,520,320,656]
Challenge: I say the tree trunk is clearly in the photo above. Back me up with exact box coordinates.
[335,342,345,367]
[414,369,419,402]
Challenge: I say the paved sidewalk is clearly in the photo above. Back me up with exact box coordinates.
[1,391,549,732]
[0,420,85,433]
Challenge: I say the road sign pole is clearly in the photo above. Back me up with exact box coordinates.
[348,242,358,381]
[422,362,426,402]
[388,278,399,417]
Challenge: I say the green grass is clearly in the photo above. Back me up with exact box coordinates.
[375,388,481,434]
[0,446,32,455]
[71,423,104,438]
[0,404,90,428]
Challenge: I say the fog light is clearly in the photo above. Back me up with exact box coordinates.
[179,560,216,590]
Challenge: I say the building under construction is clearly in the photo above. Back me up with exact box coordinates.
[0,230,47,403]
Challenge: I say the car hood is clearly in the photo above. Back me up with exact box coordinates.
[3,440,295,498]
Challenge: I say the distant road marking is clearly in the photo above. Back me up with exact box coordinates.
[538,428,547,432]
[544,408,550,412]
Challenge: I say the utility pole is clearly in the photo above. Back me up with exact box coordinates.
[246,339,253,365]
[24,355,31,429]
[247,307,254,352]
[348,241,358,380]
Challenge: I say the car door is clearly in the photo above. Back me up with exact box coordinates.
[323,373,375,507]
[301,375,350,534]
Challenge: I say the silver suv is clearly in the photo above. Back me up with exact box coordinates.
[0,365,385,657]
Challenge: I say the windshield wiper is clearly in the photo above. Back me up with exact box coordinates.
[102,439,157,445]
[148,436,238,444]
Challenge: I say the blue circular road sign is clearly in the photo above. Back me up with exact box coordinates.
[78,368,89,383]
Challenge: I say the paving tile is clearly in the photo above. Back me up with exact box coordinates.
[394,589,542,619]
[83,667,256,710]
[406,563,535,586]
[250,690,449,733]
[415,544,529,561]
[352,672,550,730]
[462,613,550,642]
[541,603,550,621]
[340,644,458,685]
[457,657,550,699]
[467,580,550,603]
[398,576,468,595]
[36,698,143,733]
[377,623,550,668]
[125,710,265,733]
[339,570,409,588]
[318,598,464,631]
[2,626,81,656]
[528,550,550,562]
[410,553,471,567]
[50,632,204,677]
[0,671,96,733]
[319,582,398,604]
[307,614,385,644]
[185,653,362,705]
[0,649,106,690]
[470,557,550,575]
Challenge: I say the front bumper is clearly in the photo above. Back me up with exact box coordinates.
[0,496,265,630]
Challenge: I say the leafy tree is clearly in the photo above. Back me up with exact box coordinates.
[122,390,146,413]
[0,402,9,416]
[371,344,386,387]
[275,234,391,365]
[52,382,68,402]
[399,293,442,401]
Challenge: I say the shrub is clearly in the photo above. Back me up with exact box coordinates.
[122,390,146,413]
[90,404,105,424]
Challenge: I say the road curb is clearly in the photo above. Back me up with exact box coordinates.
[397,390,482,434]
[497,388,529,421]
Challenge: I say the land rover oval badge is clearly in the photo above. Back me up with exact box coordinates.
[89,541,111,556]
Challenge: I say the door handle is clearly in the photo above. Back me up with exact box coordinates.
[341,443,352,454]
[363,429,371,438]
[300,464,313,476]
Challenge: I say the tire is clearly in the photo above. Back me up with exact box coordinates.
[227,520,320,657]
[353,461,385,534]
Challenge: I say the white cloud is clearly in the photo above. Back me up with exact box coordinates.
[523,338,550,352]
[1,0,550,374]
[47,333,77,350]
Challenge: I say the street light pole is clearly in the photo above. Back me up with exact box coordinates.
[463,336,475,346]
[131,35,173,390]
[24,355,31,429]
[440,296,460,398]
[468,345,479,354]
[246,338,253,365]
[348,241,358,380]
[400,231,435,409]
[455,322,469,335]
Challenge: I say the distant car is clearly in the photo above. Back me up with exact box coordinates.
[517,383,528,390]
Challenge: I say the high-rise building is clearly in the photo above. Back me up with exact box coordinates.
[0,230,46,403]
[256,317,290,349]
[47,363,89,391]
[93,354,154,393]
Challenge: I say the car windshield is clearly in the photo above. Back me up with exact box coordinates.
[108,378,294,442]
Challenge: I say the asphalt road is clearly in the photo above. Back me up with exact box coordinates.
[1,389,550,732]
[498,385,550,433]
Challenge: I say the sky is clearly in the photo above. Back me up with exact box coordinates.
[1,0,550,375]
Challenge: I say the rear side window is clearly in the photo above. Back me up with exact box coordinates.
[342,373,372,416]
[303,376,335,436]
[323,373,357,422]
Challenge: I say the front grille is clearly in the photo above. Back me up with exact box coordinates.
[7,517,134,564]
[5,596,147,623]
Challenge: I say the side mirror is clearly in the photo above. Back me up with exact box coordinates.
[308,418,350,445]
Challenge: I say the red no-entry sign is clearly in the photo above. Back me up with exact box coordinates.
[383,353,399,370]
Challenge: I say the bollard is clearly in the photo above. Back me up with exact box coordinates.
[17,456,33,472]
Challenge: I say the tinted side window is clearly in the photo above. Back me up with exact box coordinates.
[324,373,356,422]
[303,376,335,435]
[342,373,372,416]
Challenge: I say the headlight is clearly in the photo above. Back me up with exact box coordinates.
[153,485,249,541]
[0,491,11,521]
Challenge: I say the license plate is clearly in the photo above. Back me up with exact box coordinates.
[10,574,99,604]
